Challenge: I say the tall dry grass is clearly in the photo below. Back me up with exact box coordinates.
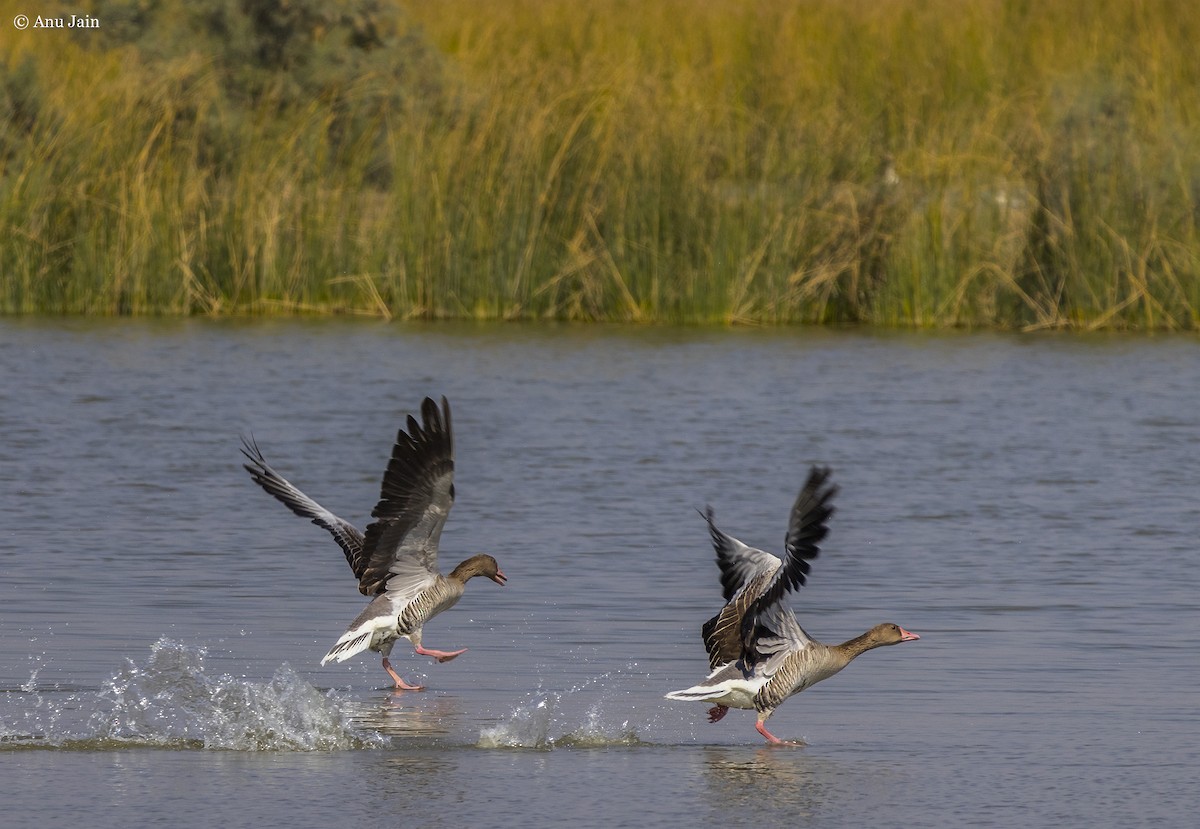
[2,0,1199,328]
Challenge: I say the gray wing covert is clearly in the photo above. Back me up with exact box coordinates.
[702,506,780,602]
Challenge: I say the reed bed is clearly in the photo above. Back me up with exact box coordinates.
[2,0,1199,328]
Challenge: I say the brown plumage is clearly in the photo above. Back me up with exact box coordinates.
[751,623,916,715]
[666,467,919,744]
[242,397,506,690]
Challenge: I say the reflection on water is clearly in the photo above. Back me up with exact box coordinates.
[344,692,462,739]
[700,746,830,819]
[362,751,462,808]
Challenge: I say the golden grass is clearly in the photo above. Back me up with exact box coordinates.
[1,0,1199,328]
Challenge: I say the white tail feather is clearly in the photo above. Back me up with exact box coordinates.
[320,629,375,665]
[320,593,404,666]
[664,667,766,709]
[664,686,725,702]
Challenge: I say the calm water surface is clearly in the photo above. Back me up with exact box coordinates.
[1,319,1197,827]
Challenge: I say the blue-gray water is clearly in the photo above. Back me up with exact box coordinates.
[1,319,1197,827]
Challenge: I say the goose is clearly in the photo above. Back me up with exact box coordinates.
[241,396,506,690]
[665,466,918,744]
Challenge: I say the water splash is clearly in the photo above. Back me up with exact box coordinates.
[555,703,641,748]
[478,690,559,749]
[19,667,40,695]
[477,666,648,749]
[1,638,384,751]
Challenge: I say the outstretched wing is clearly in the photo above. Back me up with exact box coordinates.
[702,506,781,602]
[740,466,837,664]
[241,436,367,578]
[698,507,783,669]
[701,569,774,670]
[357,397,455,597]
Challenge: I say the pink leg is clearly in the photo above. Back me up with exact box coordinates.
[382,657,424,691]
[707,704,730,723]
[756,719,804,746]
[415,644,467,663]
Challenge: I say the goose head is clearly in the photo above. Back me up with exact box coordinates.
[450,554,507,586]
[870,622,920,646]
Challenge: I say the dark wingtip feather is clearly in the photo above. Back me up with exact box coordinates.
[783,465,838,570]
[239,433,264,465]
[358,397,457,595]
[239,434,274,483]
[699,505,719,548]
[420,397,437,428]
[738,466,840,665]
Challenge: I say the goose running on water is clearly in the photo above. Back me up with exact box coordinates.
[241,396,506,690]
[666,466,919,744]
